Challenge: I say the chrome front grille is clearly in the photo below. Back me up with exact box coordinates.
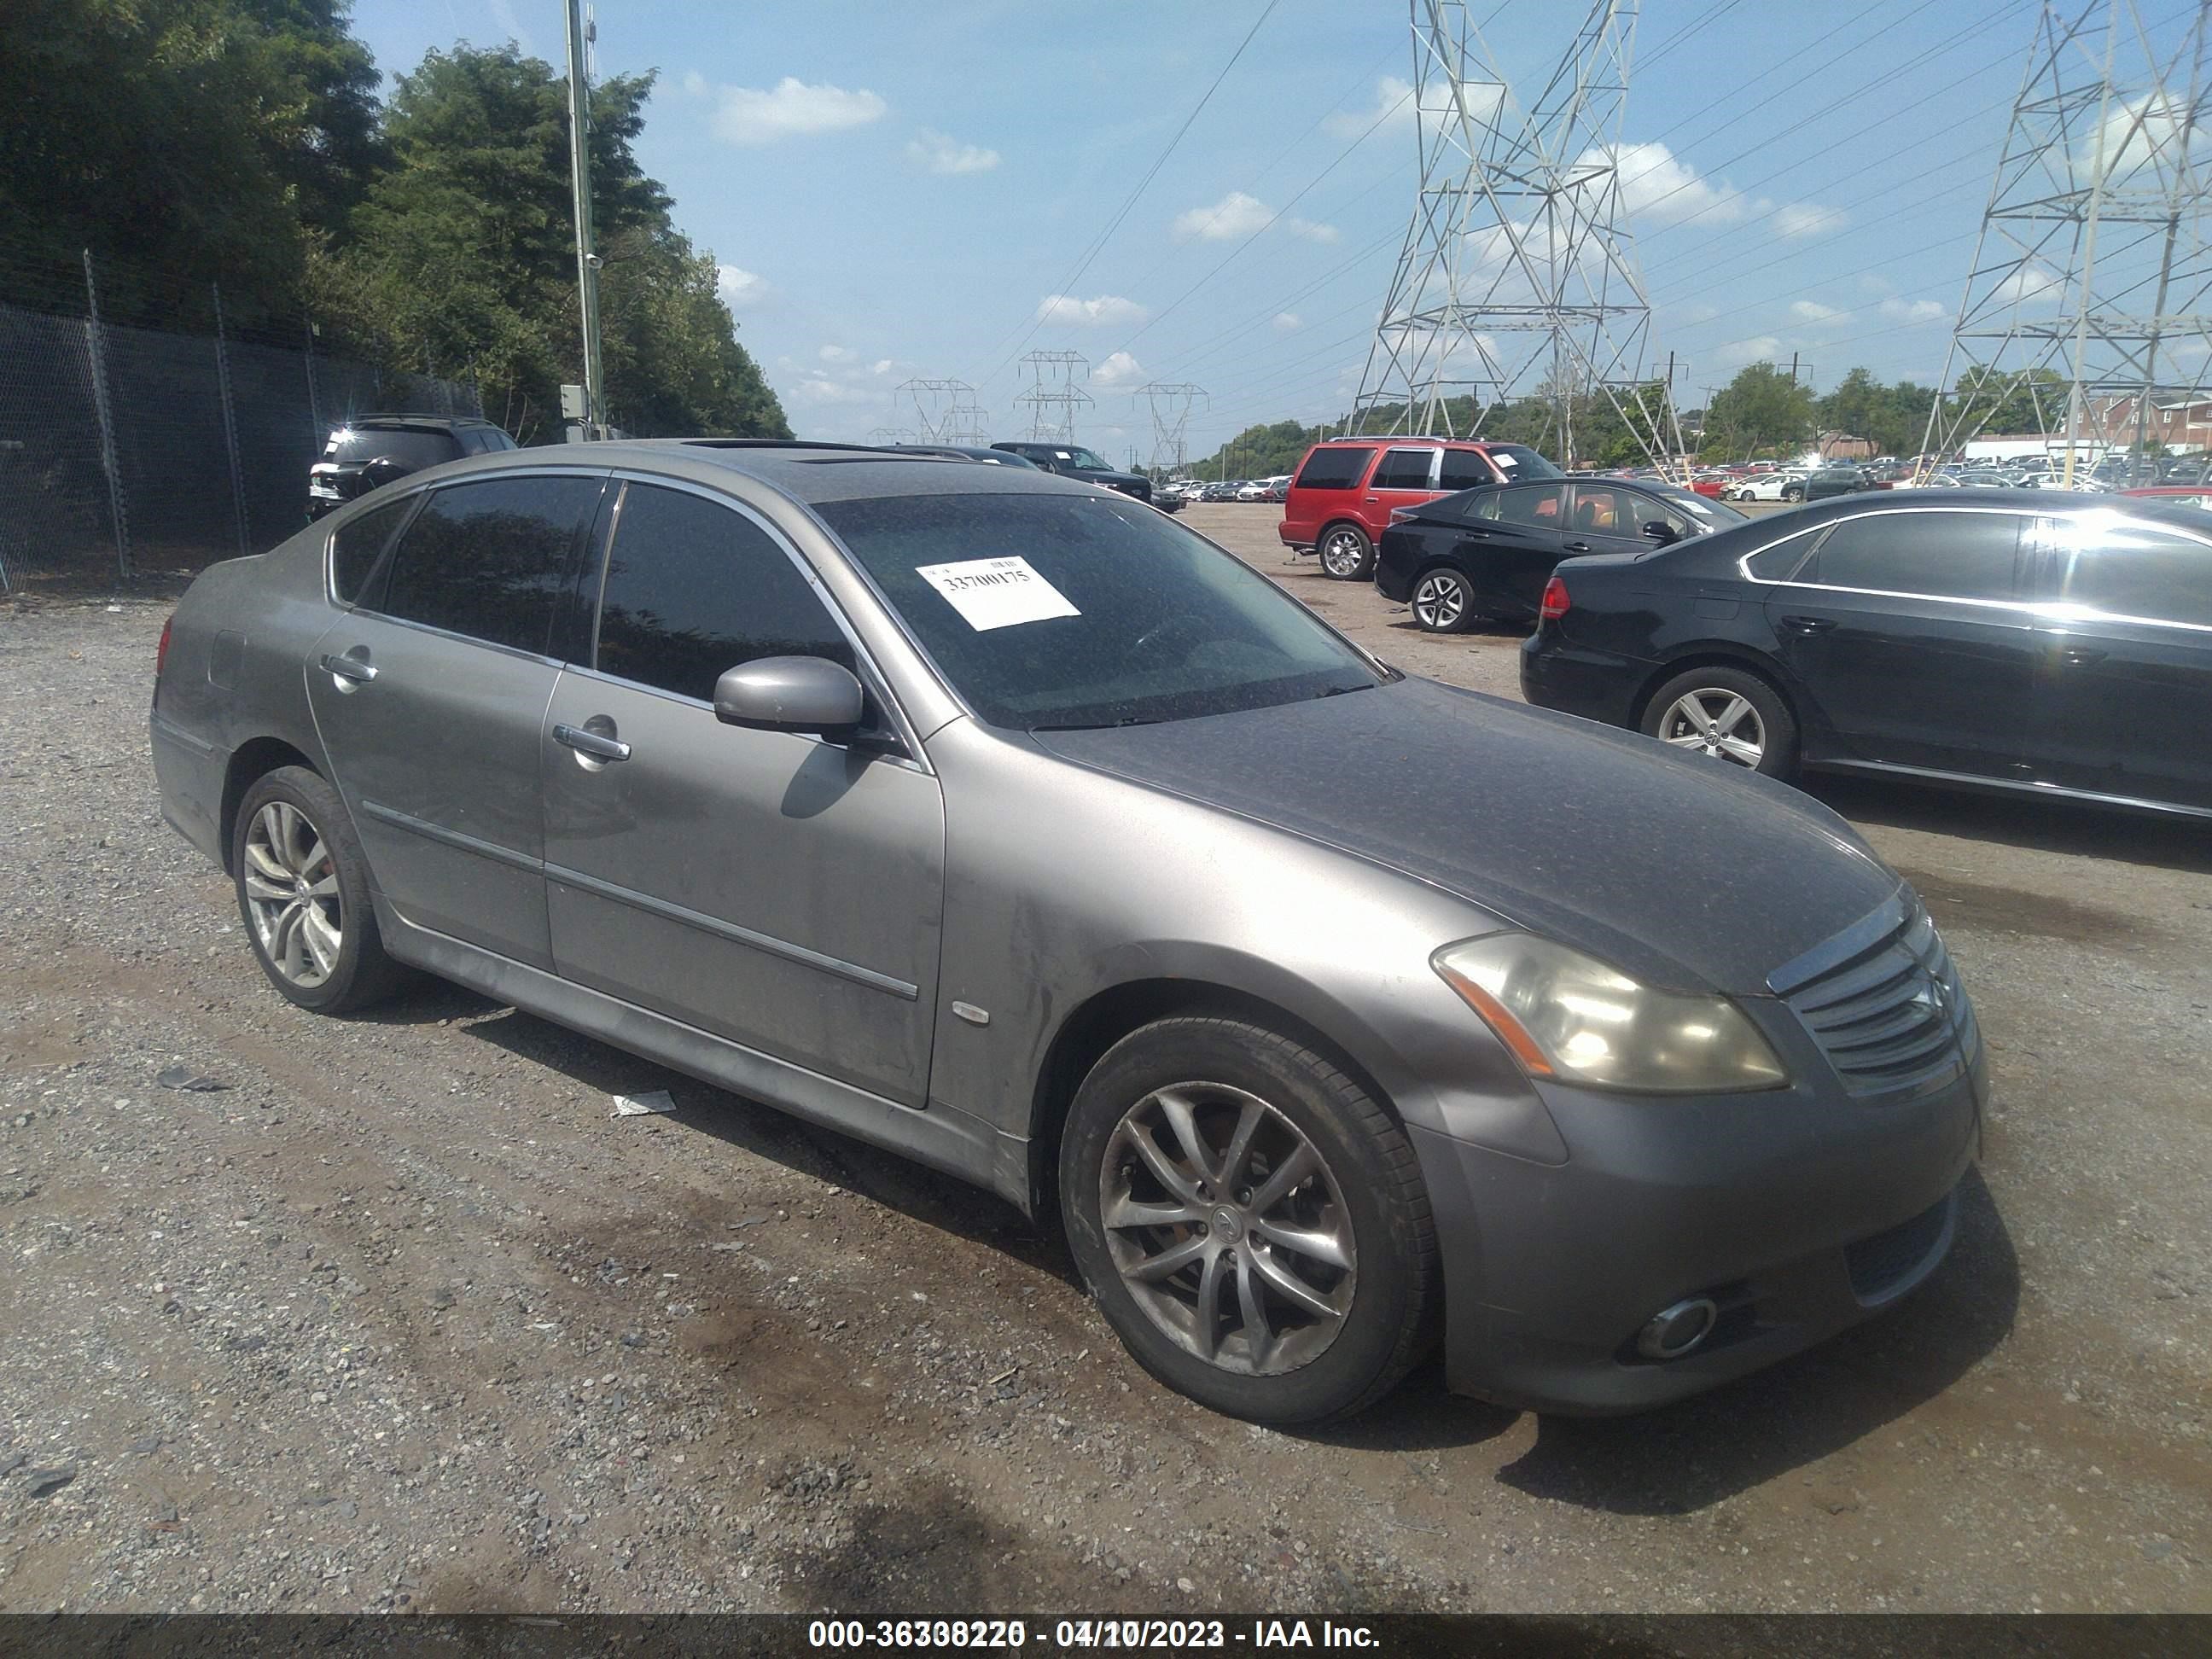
[1778,901,1976,1097]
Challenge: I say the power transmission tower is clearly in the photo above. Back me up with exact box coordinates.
[1016,352,1092,442]
[1137,382,1208,473]
[1924,0,2212,480]
[944,393,991,445]
[868,426,920,443]
[895,378,978,443]
[1348,0,1683,471]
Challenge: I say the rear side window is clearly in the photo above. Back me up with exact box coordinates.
[2046,521,2212,626]
[323,428,463,471]
[329,498,412,604]
[380,474,602,654]
[1747,533,1819,580]
[1473,485,1564,527]
[593,484,855,702]
[1294,446,1375,491]
[1807,512,2025,602]
[1438,449,1498,492]
[1372,449,1438,490]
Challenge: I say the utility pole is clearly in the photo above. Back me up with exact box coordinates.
[564,0,606,439]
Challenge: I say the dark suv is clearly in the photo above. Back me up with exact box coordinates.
[987,442,1163,509]
[306,416,517,522]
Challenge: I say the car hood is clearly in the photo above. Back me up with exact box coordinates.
[1084,469,1151,492]
[1032,678,1902,997]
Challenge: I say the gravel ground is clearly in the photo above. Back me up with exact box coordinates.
[0,509,2206,1616]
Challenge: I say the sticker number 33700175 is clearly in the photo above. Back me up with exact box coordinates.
[915,556,1082,632]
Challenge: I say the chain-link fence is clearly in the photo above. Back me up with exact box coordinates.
[0,256,481,594]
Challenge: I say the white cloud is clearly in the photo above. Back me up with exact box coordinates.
[1597,142,1751,228]
[1993,261,2064,306]
[1879,298,1947,324]
[1173,190,1336,243]
[1034,293,1149,328]
[1790,300,1846,324]
[789,375,880,407]
[711,78,887,146]
[1713,335,1785,372]
[716,265,770,310]
[1324,76,1422,138]
[2089,90,2207,179]
[1272,312,1303,332]
[1775,201,1848,239]
[679,69,707,97]
[1091,351,1144,387]
[907,127,1000,174]
[818,344,857,363]
[871,358,894,375]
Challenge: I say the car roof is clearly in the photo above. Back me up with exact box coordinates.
[1310,435,1495,448]
[335,414,502,430]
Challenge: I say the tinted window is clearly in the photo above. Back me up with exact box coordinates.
[329,498,412,604]
[1807,512,2024,601]
[818,492,1376,731]
[1568,486,1639,536]
[592,485,855,701]
[1295,446,1376,490]
[2046,519,2212,626]
[1473,485,1564,527]
[1438,449,1498,492]
[380,475,601,653]
[1747,532,1819,580]
[324,427,463,471]
[1372,449,1437,490]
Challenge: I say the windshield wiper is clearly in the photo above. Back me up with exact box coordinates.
[1032,717,1164,731]
[1310,682,1375,701]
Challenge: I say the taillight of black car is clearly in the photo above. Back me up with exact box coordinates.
[1540,576,1571,620]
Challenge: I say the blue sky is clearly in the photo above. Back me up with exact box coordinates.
[350,0,2091,458]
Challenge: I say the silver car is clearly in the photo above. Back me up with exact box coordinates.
[151,440,1983,1423]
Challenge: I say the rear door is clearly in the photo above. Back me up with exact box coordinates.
[540,480,946,1107]
[1360,445,1442,538]
[2026,513,2212,809]
[308,470,607,969]
[1457,483,1569,616]
[1758,507,2040,775]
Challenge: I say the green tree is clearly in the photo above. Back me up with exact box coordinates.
[1707,362,1816,458]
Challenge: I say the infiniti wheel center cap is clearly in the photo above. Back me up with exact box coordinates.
[1211,1208,1243,1243]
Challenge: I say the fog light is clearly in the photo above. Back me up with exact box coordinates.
[1636,1297,1719,1360]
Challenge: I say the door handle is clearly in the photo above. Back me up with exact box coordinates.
[1779,614,1837,636]
[1563,540,1592,553]
[2059,646,2106,667]
[319,652,377,684]
[554,722,632,762]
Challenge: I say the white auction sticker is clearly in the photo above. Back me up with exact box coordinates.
[916,556,1081,632]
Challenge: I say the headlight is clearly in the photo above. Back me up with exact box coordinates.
[1432,934,1787,1094]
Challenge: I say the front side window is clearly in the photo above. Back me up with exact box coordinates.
[818,492,1377,731]
[1438,449,1499,492]
[329,497,413,604]
[593,485,855,702]
[1568,486,1638,536]
[1371,449,1439,491]
[379,474,602,654]
[1295,446,1376,491]
[2043,515,2212,626]
[1806,512,2025,602]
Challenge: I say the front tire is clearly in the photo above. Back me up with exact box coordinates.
[1640,666,1799,779]
[1317,522,1375,581]
[233,765,404,1014]
[1058,1016,1436,1424]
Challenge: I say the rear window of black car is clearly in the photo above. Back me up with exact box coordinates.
[1805,511,2025,602]
[379,475,602,655]
[1295,446,1376,490]
[323,427,463,471]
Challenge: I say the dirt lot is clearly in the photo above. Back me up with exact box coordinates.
[0,505,2206,1616]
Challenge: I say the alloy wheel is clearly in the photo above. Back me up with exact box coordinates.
[1319,530,1367,578]
[1098,1081,1355,1376]
[242,800,344,987]
[1412,571,1467,630]
[1656,689,1767,767]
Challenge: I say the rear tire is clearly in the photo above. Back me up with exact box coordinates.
[233,765,405,1014]
[1640,666,1799,780]
[1058,1016,1436,1424]
[1410,567,1476,633]
[1317,522,1375,581]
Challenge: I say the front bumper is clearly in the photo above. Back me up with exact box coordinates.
[1413,1004,1985,1415]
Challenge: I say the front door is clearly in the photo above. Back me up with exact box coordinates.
[1761,507,2041,775]
[2027,512,2212,809]
[540,480,946,1108]
[308,471,607,970]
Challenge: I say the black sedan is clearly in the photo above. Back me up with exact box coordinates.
[1375,478,1748,632]
[1803,464,1875,501]
[1521,489,2212,817]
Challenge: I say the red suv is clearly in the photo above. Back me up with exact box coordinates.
[1279,437,1561,579]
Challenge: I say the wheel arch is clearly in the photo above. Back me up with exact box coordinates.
[1630,647,1802,732]
[1026,977,1402,1223]
[219,737,319,875]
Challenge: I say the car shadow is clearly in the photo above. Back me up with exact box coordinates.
[1802,773,2212,876]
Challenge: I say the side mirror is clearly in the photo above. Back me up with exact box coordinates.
[355,455,408,495]
[713,655,866,736]
[1641,520,1679,545]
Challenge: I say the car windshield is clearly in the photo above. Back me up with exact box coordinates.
[1061,447,1110,471]
[1484,444,1562,480]
[817,492,1381,731]
[1650,484,1748,525]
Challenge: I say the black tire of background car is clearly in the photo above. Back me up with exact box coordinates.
[1058,1016,1438,1425]
[233,765,407,1015]
[1318,523,1376,582]
[1639,665,1802,780]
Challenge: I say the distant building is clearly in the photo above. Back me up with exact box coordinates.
[1815,430,1876,460]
